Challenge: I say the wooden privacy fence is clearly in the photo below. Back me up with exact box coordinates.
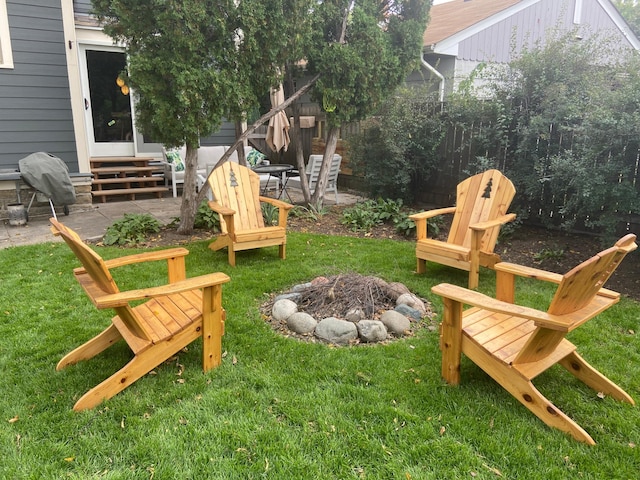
[417,122,640,235]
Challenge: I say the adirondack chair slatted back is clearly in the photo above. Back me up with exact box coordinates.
[51,220,118,294]
[549,234,637,316]
[512,234,637,366]
[51,218,152,345]
[448,169,515,251]
[306,154,342,191]
[209,162,265,234]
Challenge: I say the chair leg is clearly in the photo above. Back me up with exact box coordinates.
[464,340,595,444]
[57,324,122,371]
[416,257,427,274]
[559,352,635,405]
[228,247,236,267]
[504,369,595,445]
[208,235,230,252]
[468,266,479,290]
[72,326,201,411]
[279,244,286,260]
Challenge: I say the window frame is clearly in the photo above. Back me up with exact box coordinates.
[0,0,14,69]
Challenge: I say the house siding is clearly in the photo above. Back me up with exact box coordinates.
[0,0,77,171]
[73,0,91,16]
[458,0,635,64]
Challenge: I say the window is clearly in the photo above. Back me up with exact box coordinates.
[0,0,14,69]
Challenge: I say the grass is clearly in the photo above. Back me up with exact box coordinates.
[1,231,639,478]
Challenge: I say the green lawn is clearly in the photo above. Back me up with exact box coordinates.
[1,231,639,478]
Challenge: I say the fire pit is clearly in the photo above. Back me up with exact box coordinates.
[260,273,435,345]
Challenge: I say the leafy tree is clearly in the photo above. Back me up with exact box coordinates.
[92,0,294,234]
[348,87,444,202]
[614,0,640,37]
[475,32,640,238]
[304,0,430,205]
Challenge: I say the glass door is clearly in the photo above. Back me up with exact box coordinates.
[80,45,135,156]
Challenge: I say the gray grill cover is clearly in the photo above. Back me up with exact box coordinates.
[18,152,76,206]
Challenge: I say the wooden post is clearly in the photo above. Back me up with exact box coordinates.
[202,284,224,372]
[496,269,515,303]
[167,256,186,283]
[440,297,463,385]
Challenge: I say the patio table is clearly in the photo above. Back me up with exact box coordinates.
[252,164,293,200]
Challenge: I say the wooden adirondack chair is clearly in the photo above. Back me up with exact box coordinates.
[207,161,293,266]
[50,218,230,411]
[409,169,516,289]
[432,234,637,444]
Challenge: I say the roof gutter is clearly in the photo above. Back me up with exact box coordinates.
[421,54,445,104]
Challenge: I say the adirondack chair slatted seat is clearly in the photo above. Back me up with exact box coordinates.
[432,234,637,444]
[50,219,230,411]
[207,161,293,266]
[410,169,516,289]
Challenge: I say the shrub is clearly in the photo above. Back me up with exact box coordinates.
[346,86,445,203]
[341,198,404,233]
[103,213,161,246]
[194,200,220,230]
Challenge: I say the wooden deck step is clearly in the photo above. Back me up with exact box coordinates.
[91,186,168,196]
[91,166,159,175]
[90,156,167,203]
[90,156,155,166]
[91,186,168,202]
[92,176,164,185]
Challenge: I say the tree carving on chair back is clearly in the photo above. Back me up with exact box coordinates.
[410,169,516,289]
[207,162,293,266]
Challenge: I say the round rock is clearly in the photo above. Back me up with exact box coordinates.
[385,282,411,300]
[345,307,365,322]
[272,298,298,321]
[357,320,388,343]
[315,317,358,345]
[274,292,302,304]
[380,310,411,336]
[286,312,318,334]
[395,303,423,321]
[396,293,427,315]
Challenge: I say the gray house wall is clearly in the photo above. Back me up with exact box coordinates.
[73,0,91,15]
[458,0,635,64]
[0,0,78,171]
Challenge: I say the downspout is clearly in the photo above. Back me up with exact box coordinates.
[421,54,445,108]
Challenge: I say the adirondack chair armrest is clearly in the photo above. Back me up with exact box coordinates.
[495,262,564,283]
[409,206,457,221]
[73,248,191,283]
[101,248,190,269]
[94,272,231,309]
[259,196,294,210]
[410,206,457,240]
[207,200,236,217]
[260,196,293,228]
[432,283,570,331]
[469,213,517,232]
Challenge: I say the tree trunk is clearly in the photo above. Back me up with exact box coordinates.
[287,73,311,204]
[177,144,200,235]
[311,126,340,206]
[235,120,247,166]
[193,73,321,208]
